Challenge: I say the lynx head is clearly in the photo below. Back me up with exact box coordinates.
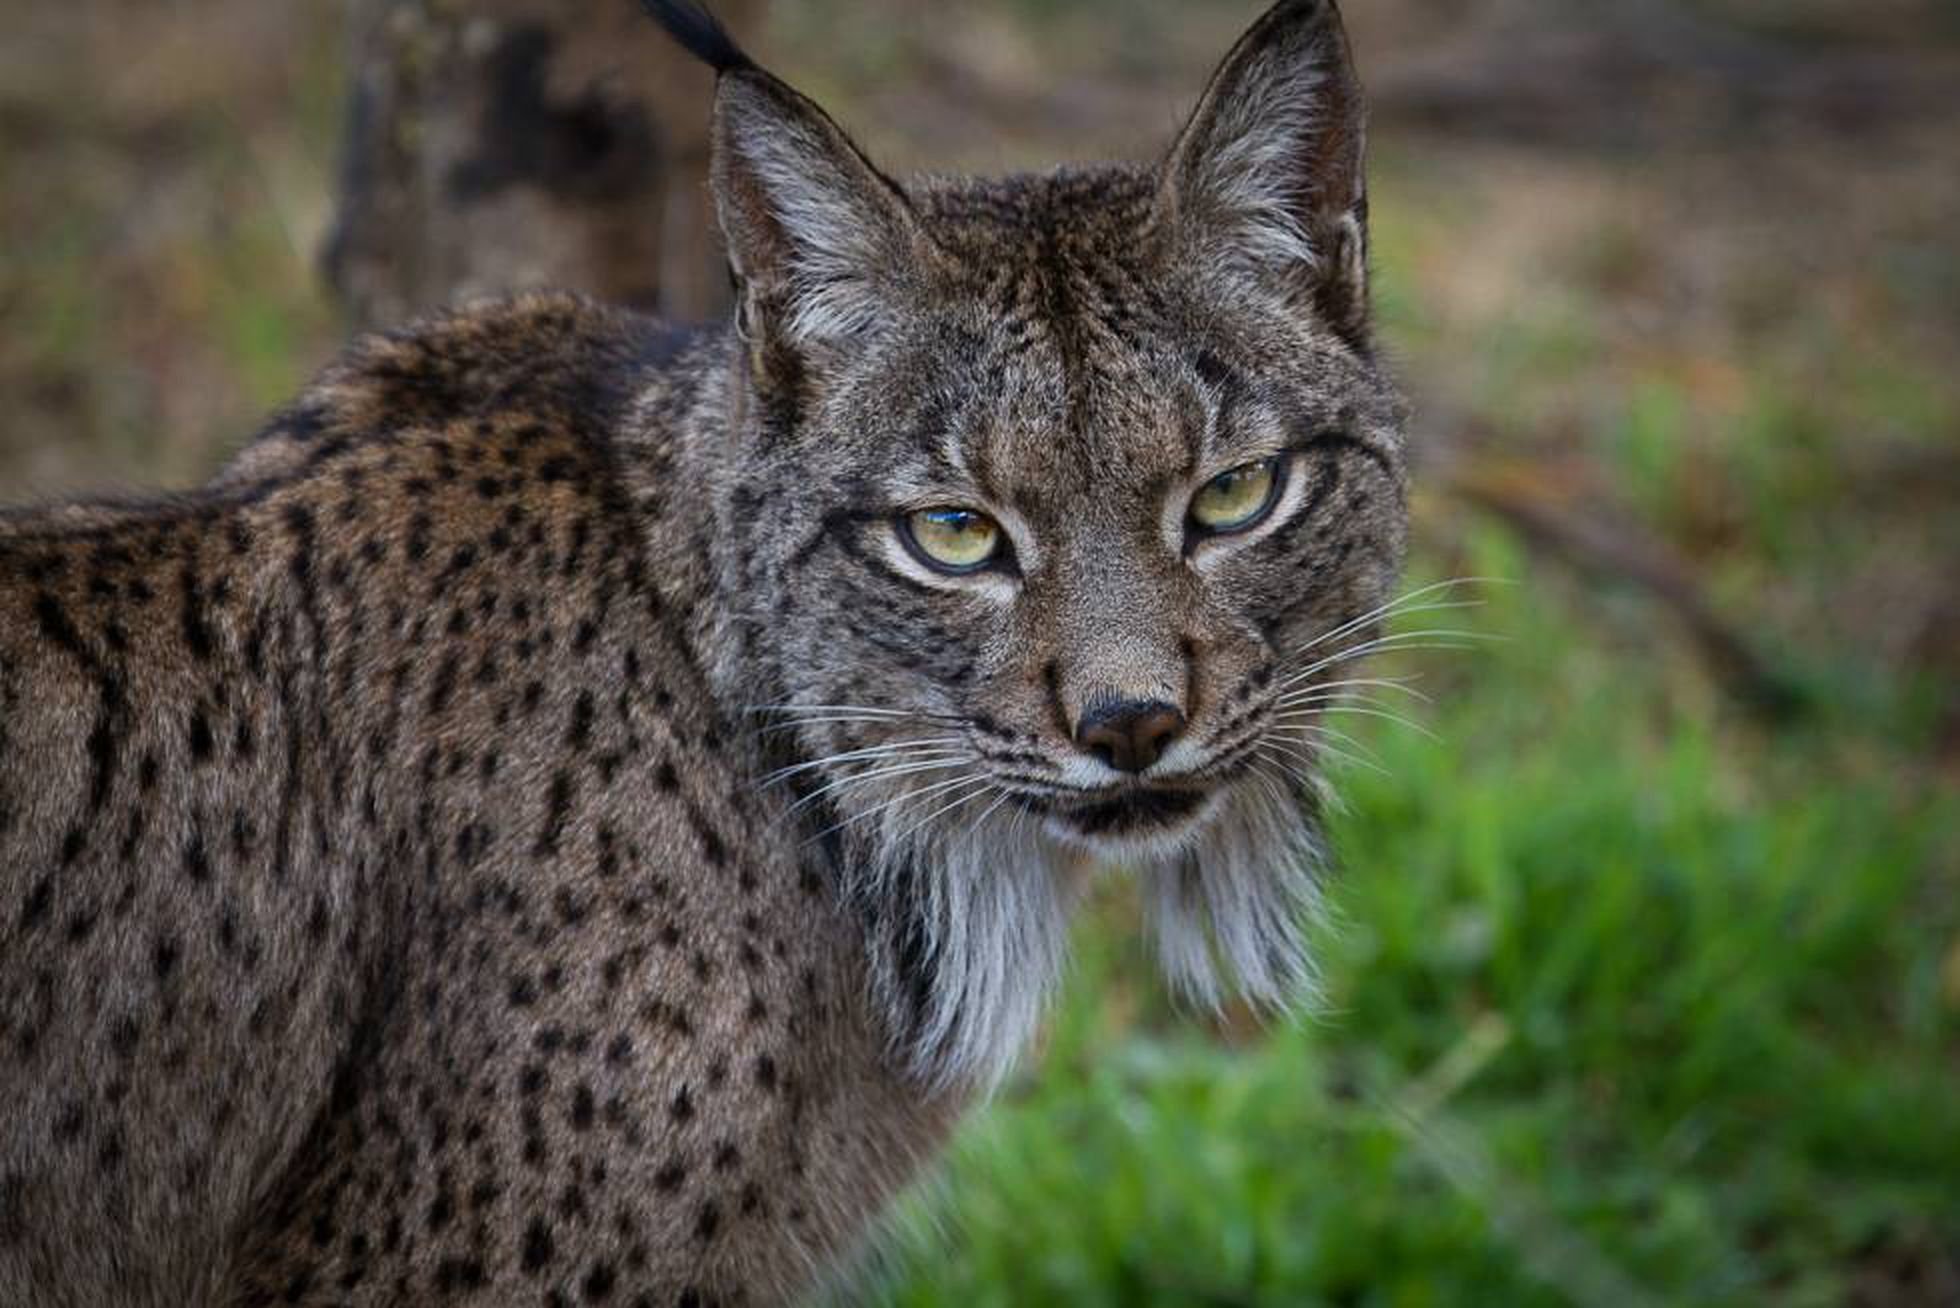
[645,0,1407,1086]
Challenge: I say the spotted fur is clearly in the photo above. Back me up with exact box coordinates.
[0,2,1405,1303]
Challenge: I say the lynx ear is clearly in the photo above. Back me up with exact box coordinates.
[709,70,927,351]
[1160,0,1371,347]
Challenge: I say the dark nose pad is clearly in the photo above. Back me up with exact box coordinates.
[1075,699,1186,774]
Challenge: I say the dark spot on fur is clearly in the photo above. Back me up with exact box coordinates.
[582,1262,617,1302]
[694,1200,720,1243]
[521,1217,556,1273]
[19,877,54,932]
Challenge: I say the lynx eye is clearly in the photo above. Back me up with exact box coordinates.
[901,507,1003,573]
[1190,457,1283,534]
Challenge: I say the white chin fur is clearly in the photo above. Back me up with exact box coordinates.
[1140,781,1327,1013]
[853,776,1324,1094]
[853,810,1075,1095]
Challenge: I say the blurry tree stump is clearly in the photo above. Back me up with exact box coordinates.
[324,0,759,329]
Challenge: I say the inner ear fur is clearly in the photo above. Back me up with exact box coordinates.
[709,69,932,354]
[1159,0,1372,349]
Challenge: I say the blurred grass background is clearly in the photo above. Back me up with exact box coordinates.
[1,1,1956,1304]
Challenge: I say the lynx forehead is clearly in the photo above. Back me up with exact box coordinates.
[0,2,1404,1304]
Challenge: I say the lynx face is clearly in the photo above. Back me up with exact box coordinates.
[688,0,1409,1083]
[735,175,1404,862]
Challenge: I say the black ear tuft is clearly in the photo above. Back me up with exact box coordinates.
[637,0,754,75]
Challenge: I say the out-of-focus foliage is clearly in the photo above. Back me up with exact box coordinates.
[1,1,1954,1303]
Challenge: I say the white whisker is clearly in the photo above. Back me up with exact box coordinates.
[1267,727,1386,778]
[1251,742,1317,792]
[964,788,1017,838]
[780,756,972,819]
[1274,675,1430,704]
[750,715,918,735]
[1275,702,1440,742]
[1283,629,1497,687]
[745,702,921,718]
[1291,624,1496,667]
[1258,733,1329,774]
[1287,720,1382,763]
[759,739,964,787]
[891,778,999,848]
[1290,577,1496,657]
[1275,691,1399,715]
[804,770,984,846]
[1244,755,1295,809]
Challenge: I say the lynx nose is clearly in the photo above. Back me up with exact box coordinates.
[1075,699,1186,774]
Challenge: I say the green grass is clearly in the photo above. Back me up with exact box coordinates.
[870,535,1960,1307]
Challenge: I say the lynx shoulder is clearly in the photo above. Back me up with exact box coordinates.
[0,3,1405,1303]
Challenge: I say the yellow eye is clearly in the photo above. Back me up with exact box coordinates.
[1190,458,1282,533]
[903,507,1003,573]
